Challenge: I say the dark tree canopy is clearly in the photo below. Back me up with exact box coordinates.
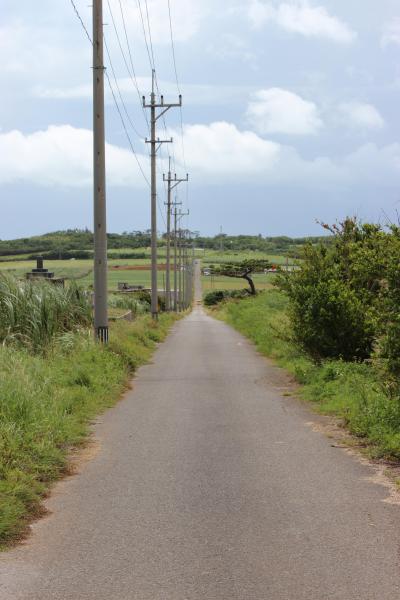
[210,259,270,295]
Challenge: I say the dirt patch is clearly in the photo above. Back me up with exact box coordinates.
[66,438,101,475]
[304,419,400,505]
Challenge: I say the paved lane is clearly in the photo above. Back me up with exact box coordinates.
[1,262,399,599]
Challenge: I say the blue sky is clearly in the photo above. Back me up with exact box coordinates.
[1,0,400,239]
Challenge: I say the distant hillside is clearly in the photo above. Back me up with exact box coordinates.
[0,230,153,257]
[0,229,331,258]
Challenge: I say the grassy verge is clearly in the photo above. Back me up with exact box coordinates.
[214,290,400,460]
[0,313,178,548]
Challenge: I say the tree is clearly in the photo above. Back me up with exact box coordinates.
[210,259,270,295]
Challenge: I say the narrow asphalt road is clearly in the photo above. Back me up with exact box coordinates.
[1,262,400,599]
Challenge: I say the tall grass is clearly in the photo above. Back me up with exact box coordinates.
[0,311,179,547]
[108,293,149,316]
[0,274,91,350]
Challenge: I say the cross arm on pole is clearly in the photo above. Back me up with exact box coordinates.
[145,137,173,154]
[163,173,189,191]
[142,95,182,122]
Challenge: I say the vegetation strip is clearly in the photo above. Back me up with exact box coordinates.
[0,313,178,548]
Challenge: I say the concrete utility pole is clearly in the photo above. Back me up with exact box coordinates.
[163,162,188,311]
[172,209,188,312]
[172,202,182,312]
[93,0,108,343]
[143,71,182,319]
[178,228,184,311]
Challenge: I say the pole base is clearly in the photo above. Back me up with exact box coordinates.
[95,326,109,343]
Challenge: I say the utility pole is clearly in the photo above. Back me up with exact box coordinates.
[179,228,184,311]
[143,71,182,319]
[93,0,108,342]
[172,201,182,312]
[163,162,188,311]
[174,211,189,311]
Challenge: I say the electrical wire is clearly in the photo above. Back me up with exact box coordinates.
[118,1,150,132]
[144,0,157,71]
[136,0,155,71]
[166,0,189,223]
[104,35,144,140]
[69,0,92,44]
[106,0,149,135]
[68,0,150,188]
[104,37,150,187]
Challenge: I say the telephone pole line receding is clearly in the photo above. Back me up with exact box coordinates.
[172,201,182,312]
[93,0,108,342]
[143,70,182,319]
[163,160,188,311]
[174,210,189,312]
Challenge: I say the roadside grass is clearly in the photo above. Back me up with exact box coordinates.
[213,290,400,460]
[0,312,178,548]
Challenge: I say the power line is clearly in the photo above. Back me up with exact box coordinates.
[118,0,150,132]
[104,35,145,139]
[167,0,187,176]
[136,0,154,71]
[68,1,150,188]
[167,0,180,95]
[69,0,92,44]
[104,37,150,187]
[106,0,149,134]
[138,1,177,213]
[106,70,151,188]
[144,0,157,71]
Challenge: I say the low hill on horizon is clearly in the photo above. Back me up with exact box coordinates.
[0,229,331,259]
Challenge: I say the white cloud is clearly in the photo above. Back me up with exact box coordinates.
[1,123,400,192]
[381,18,400,48]
[248,0,356,44]
[33,78,252,107]
[0,22,88,77]
[338,102,385,131]
[106,0,208,44]
[0,125,148,188]
[172,121,281,176]
[246,88,323,136]
[165,122,400,187]
[207,34,257,67]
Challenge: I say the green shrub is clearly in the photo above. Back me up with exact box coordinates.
[285,266,374,360]
[204,290,229,306]
[203,289,249,306]
[276,219,400,363]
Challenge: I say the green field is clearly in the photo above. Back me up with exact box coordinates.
[0,247,284,293]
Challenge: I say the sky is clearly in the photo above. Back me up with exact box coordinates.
[1,0,400,239]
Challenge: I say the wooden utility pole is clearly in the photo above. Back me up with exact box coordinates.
[93,0,108,342]
[143,71,181,319]
[163,161,188,311]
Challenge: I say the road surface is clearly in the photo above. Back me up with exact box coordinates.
[1,261,400,599]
